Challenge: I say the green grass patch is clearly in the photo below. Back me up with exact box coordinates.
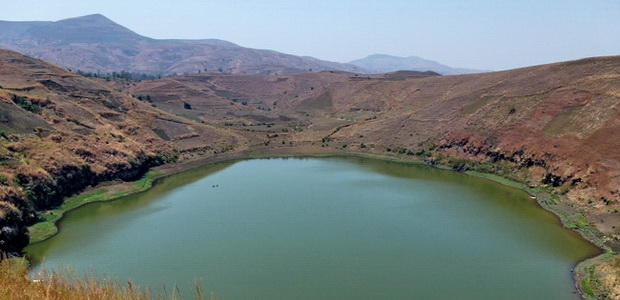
[27,222,59,244]
[466,170,530,190]
[581,267,600,297]
[109,192,129,198]
[132,170,160,190]
[601,252,616,259]
[549,195,561,204]
[28,170,163,244]
[28,189,107,243]
[567,213,591,229]
[581,277,594,296]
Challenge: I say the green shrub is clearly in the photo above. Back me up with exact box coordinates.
[12,95,41,113]
[13,173,29,186]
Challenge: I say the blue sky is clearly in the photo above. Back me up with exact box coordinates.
[1,0,618,70]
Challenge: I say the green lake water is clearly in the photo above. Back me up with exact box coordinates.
[26,157,600,299]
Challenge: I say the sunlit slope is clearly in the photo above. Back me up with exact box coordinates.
[136,56,620,234]
[0,50,240,252]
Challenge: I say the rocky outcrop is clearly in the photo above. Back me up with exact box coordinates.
[0,189,34,254]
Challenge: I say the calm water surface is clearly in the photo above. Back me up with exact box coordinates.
[26,157,599,300]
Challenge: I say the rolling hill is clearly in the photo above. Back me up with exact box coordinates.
[349,54,487,74]
[0,14,364,75]
[0,49,618,298]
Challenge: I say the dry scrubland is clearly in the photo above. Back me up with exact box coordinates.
[0,257,150,300]
[0,257,218,300]
[0,49,619,299]
[595,256,620,299]
[0,50,242,252]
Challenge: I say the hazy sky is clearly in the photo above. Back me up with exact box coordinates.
[1,0,618,70]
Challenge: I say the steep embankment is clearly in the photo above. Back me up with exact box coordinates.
[329,57,620,232]
[0,50,241,253]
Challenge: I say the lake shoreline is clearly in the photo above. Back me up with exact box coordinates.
[26,148,614,300]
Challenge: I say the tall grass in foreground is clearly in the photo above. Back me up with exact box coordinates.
[0,257,214,300]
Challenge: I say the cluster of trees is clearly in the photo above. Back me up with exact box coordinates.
[12,95,42,113]
[134,94,152,102]
[75,70,164,81]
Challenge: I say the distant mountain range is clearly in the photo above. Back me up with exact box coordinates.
[0,14,490,76]
[0,14,364,75]
[349,54,488,75]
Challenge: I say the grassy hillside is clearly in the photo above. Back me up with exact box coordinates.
[0,50,241,253]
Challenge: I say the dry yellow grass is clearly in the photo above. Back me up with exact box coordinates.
[0,257,153,300]
[0,257,217,300]
[596,256,620,300]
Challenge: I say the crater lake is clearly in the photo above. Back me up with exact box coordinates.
[26,157,600,299]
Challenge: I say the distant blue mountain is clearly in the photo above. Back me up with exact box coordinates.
[0,14,364,75]
[349,54,488,75]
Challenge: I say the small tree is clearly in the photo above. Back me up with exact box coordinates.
[183,101,192,109]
